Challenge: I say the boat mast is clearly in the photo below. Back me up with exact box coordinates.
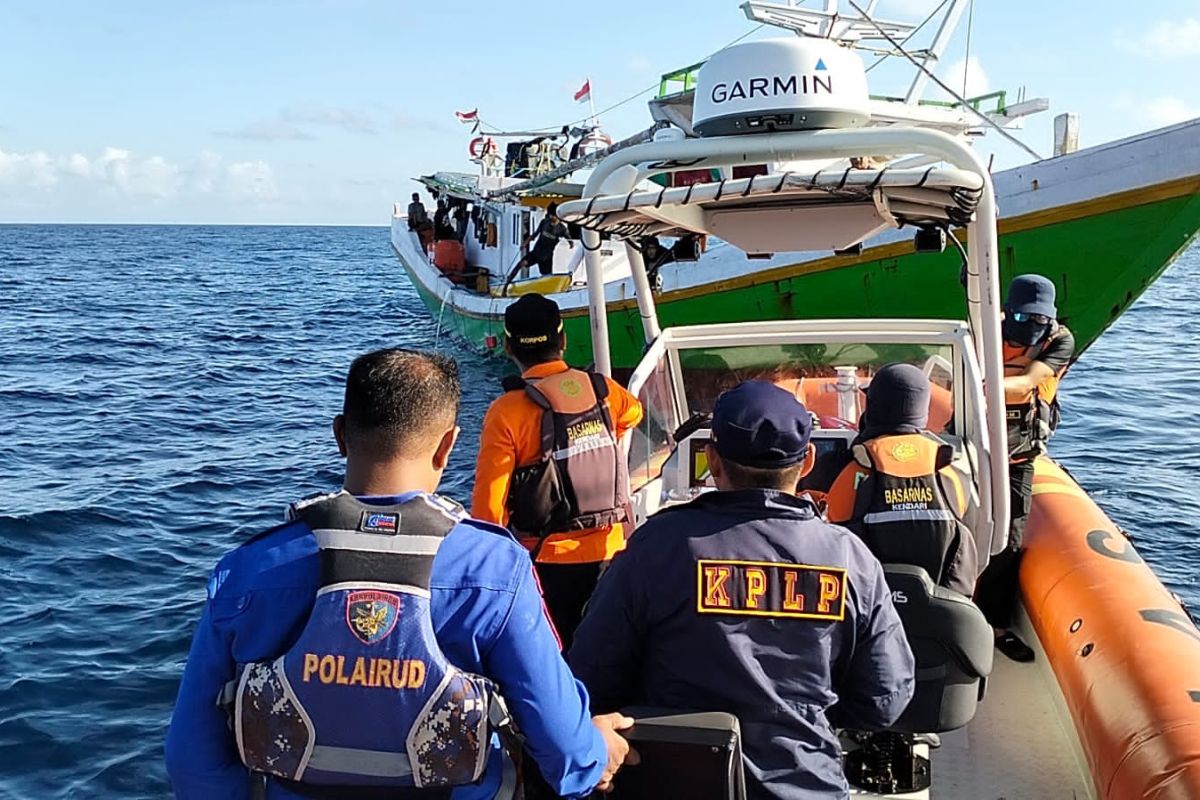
[741,0,972,104]
[903,0,970,103]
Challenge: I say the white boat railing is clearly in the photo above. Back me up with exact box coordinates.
[570,125,1010,553]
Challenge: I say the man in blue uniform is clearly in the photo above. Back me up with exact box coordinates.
[570,381,915,799]
[165,348,635,799]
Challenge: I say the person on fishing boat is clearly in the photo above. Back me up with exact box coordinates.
[507,203,569,283]
[472,294,643,652]
[820,363,979,596]
[408,192,434,251]
[165,348,636,800]
[570,380,915,800]
[407,192,430,231]
[975,274,1075,663]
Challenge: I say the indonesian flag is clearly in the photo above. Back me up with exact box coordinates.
[455,108,479,124]
[574,79,591,104]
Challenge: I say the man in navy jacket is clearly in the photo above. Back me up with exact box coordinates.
[570,381,914,799]
[165,348,634,799]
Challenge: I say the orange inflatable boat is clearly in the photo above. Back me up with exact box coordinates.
[1023,457,1200,799]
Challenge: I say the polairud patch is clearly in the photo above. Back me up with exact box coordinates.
[346,591,401,644]
[696,559,847,621]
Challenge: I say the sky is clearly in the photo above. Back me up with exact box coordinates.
[2,0,1200,225]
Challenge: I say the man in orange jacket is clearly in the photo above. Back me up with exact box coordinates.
[472,294,643,650]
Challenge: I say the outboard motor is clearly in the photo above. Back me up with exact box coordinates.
[844,564,994,794]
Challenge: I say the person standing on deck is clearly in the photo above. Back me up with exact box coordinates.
[472,294,643,652]
[570,381,915,800]
[507,203,569,284]
[975,274,1075,662]
[165,348,635,799]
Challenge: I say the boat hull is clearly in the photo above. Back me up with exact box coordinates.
[1023,458,1200,799]
[394,120,1200,369]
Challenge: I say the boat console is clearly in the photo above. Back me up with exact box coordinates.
[659,426,855,502]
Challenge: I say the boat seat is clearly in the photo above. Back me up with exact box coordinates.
[843,565,994,794]
[610,709,745,799]
[884,564,994,733]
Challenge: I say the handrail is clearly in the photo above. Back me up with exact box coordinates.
[577,125,1010,555]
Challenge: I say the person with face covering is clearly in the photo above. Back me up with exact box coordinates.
[975,274,1075,662]
[823,363,979,596]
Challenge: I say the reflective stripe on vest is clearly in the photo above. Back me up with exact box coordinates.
[862,508,958,525]
[845,433,969,591]
[230,492,493,790]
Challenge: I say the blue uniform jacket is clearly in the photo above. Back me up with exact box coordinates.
[569,489,914,800]
[165,491,608,800]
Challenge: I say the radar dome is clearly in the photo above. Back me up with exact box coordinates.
[692,38,871,137]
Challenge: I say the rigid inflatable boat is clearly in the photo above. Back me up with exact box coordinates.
[545,32,1200,799]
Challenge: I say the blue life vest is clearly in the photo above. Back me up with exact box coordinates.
[229,491,494,791]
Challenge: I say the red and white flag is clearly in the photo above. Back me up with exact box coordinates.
[455,108,479,124]
[573,79,591,104]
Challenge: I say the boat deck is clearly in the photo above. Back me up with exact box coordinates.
[852,609,1095,799]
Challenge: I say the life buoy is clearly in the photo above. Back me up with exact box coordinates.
[469,136,497,159]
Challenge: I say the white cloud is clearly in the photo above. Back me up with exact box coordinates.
[932,56,989,102]
[1143,96,1200,127]
[215,119,314,141]
[216,105,378,140]
[0,148,57,189]
[0,145,278,203]
[225,160,279,201]
[879,0,944,18]
[1123,17,1200,60]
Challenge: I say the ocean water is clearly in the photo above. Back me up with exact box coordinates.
[0,224,1196,798]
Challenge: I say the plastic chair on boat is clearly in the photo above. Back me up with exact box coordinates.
[608,709,745,800]
[844,564,994,794]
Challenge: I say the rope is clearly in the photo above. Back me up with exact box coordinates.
[475,24,768,135]
[863,0,952,74]
[963,0,975,99]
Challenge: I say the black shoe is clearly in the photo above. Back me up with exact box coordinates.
[995,631,1035,663]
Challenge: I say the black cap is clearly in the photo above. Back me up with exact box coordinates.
[504,293,563,350]
[711,381,813,469]
[1005,274,1057,318]
[864,363,930,433]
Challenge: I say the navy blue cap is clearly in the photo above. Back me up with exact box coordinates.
[1005,274,1057,318]
[711,380,813,469]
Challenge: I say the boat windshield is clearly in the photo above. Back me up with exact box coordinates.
[627,339,959,491]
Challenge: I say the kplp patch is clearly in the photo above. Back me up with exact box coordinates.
[346,591,401,644]
[359,511,400,534]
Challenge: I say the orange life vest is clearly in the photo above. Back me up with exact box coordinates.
[1003,324,1069,459]
[826,432,976,596]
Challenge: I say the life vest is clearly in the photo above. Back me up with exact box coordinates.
[228,492,495,793]
[505,369,629,540]
[833,432,974,595]
[1004,324,1069,460]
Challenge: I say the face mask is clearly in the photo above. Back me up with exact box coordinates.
[1003,317,1050,347]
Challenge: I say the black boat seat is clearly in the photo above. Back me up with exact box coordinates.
[884,563,994,733]
[609,709,745,800]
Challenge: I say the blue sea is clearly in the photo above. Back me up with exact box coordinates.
[1,224,1197,798]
